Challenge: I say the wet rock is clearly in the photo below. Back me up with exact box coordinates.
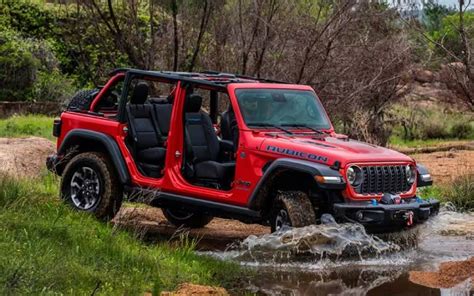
[321,213,337,225]
[439,221,474,236]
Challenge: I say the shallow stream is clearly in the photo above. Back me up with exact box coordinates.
[202,209,474,295]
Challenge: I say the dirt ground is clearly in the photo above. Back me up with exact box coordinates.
[411,150,474,184]
[0,137,55,178]
[114,207,269,247]
[409,257,474,289]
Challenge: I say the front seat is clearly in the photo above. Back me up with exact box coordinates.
[184,94,235,188]
[126,82,166,177]
[220,105,239,152]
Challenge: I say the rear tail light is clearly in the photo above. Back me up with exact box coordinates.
[53,119,61,137]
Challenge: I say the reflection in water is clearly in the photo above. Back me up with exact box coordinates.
[204,209,474,295]
[239,266,440,296]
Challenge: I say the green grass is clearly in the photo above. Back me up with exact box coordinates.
[388,136,470,148]
[442,174,474,211]
[417,175,474,212]
[0,173,239,295]
[388,104,474,148]
[417,185,444,200]
[0,115,55,141]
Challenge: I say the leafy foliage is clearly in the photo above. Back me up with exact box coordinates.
[429,12,474,58]
[0,25,38,101]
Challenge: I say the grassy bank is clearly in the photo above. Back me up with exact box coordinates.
[0,115,54,140]
[417,174,474,212]
[0,173,239,295]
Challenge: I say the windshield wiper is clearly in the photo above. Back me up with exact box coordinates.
[281,124,327,135]
[249,123,293,135]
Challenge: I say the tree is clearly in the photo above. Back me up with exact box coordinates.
[437,2,474,110]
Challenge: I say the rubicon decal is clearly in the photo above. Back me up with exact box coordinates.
[266,145,328,163]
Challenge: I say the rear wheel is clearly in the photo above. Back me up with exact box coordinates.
[162,208,213,228]
[60,152,123,220]
[270,191,316,232]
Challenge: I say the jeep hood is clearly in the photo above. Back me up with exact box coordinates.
[259,134,413,167]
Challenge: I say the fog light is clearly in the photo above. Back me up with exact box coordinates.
[356,211,364,221]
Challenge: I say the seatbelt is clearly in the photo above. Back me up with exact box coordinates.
[150,105,165,146]
[183,119,196,178]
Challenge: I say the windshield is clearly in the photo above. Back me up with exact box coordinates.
[235,89,331,130]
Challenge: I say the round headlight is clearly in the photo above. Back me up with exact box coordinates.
[406,165,416,184]
[347,166,362,186]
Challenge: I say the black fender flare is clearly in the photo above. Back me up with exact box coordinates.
[58,129,130,184]
[247,158,345,210]
[416,163,433,187]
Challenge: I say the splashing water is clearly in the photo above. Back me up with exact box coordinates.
[203,208,474,295]
[230,222,401,263]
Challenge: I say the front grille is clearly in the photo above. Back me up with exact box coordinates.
[355,165,411,195]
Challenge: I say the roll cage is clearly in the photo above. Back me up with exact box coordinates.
[104,68,286,124]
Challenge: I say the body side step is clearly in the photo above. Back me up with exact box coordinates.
[125,186,262,223]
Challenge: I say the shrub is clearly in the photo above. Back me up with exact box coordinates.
[443,174,474,211]
[390,104,473,144]
[450,122,473,139]
[30,70,75,102]
[0,25,38,101]
[0,22,75,102]
[419,120,450,140]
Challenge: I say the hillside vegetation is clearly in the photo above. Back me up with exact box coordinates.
[0,0,472,146]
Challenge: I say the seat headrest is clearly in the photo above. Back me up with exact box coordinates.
[185,94,202,113]
[130,82,149,104]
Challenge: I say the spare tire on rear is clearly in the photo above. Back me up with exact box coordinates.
[66,88,100,111]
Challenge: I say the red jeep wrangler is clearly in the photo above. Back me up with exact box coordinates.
[47,69,439,233]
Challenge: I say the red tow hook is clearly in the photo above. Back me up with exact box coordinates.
[404,211,414,226]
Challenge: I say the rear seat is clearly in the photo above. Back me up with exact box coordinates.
[126,83,166,177]
[149,95,173,141]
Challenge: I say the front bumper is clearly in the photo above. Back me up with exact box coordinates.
[333,197,440,230]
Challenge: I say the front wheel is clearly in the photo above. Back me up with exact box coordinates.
[162,208,213,228]
[60,152,123,220]
[270,191,316,232]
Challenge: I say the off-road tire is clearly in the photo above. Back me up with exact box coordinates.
[60,152,123,220]
[162,208,213,228]
[67,89,99,111]
[270,191,316,232]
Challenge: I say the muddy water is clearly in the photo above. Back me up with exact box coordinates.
[203,210,474,295]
